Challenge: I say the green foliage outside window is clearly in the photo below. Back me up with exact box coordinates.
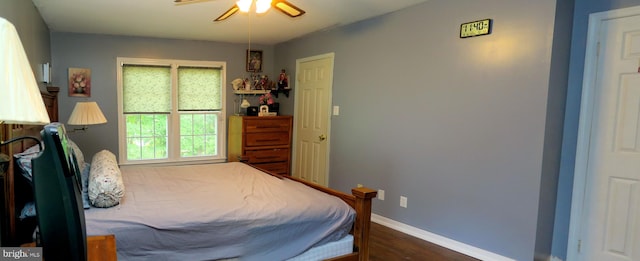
[180,114,218,157]
[126,114,168,160]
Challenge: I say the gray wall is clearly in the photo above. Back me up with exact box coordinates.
[553,0,640,260]
[275,0,566,260]
[50,33,275,158]
[537,0,575,259]
[0,0,50,93]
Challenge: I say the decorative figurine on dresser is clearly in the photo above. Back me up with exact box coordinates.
[228,115,293,175]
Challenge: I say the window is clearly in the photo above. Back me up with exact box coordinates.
[117,58,226,164]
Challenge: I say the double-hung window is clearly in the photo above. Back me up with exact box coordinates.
[116,58,226,164]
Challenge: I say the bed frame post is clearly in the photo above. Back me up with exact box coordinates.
[351,187,377,261]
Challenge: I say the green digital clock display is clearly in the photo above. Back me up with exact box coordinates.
[460,19,492,38]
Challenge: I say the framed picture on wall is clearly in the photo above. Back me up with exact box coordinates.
[246,49,263,72]
[68,67,91,97]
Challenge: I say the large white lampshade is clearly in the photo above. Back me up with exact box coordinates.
[0,17,50,125]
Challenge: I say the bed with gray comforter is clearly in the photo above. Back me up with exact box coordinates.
[84,162,355,261]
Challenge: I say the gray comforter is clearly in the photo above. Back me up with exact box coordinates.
[84,162,354,261]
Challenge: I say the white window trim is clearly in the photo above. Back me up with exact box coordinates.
[116,57,227,165]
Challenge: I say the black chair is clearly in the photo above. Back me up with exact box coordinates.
[31,123,87,261]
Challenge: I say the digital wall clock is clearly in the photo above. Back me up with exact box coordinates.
[460,19,492,38]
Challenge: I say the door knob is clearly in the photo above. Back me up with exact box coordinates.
[319,134,326,141]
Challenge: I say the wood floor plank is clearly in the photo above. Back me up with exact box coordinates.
[368,222,480,261]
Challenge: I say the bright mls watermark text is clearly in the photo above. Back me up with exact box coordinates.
[0,247,42,261]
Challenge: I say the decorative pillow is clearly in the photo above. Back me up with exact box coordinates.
[88,150,125,208]
[65,139,91,208]
[19,201,36,220]
[13,144,43,182]
[67,139,85,168]
[81,163,91,209]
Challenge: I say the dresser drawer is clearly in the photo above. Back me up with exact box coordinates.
[244,118,291,133]
[252,162,290,175]
[245,149,289,163]
[245,132,290,146]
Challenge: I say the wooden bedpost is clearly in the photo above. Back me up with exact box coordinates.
[351,187,377,261]
[265,171,378,261]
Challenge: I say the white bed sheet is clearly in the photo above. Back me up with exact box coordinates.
[84,162,355,261]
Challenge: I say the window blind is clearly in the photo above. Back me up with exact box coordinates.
[177,66,222,111]
[122,64,171,113]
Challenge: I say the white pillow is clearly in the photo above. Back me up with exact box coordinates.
[88,150,125,208]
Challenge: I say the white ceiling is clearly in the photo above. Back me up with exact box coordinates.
[31,0,429,45]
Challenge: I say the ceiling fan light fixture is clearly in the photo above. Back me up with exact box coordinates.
[255,0,272,13]
[214,5,239,21]
[210,0,305,22]
[273,0,305,17]
[236,0,252,12]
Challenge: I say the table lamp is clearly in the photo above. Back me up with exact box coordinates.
[0,16,51,245]
[0,16,50,126]
[0,15,51,150]
[67,101,107,132]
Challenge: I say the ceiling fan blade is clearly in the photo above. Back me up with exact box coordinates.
[174,0,214,5]
[272,0,305,18]
[214,5,240,22]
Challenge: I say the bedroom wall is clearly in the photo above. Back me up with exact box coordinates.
[274,0,568,260]
[49,33,275,158]
[553,0,640,260]
[0,0,51,92]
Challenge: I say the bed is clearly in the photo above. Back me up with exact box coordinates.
[1,87,377,261]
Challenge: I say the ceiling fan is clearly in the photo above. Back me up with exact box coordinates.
[174,0,306,22]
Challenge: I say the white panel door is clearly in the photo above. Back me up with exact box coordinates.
[292,54,334,186]
[579,13,640,261]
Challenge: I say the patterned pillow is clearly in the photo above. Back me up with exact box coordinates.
[81,163,91,209]
[14,139,84,182]
[13,144,42,182]
[65,139,91,208]
[88,150,125,208]
[67,139,85,168]
[19,201,36,220]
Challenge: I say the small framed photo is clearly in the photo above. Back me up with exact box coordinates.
[68,67,91,97]
[246,49,263,72]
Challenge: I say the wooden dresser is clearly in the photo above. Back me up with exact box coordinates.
[228,116,293,175]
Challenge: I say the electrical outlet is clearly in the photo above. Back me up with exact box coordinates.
[378,189,385,200]
[400,196,408,208]
[357,184,363,188]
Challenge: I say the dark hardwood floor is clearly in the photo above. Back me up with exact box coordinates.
[369,222,480,261]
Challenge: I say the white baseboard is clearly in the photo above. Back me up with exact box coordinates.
[371,214,515,261]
